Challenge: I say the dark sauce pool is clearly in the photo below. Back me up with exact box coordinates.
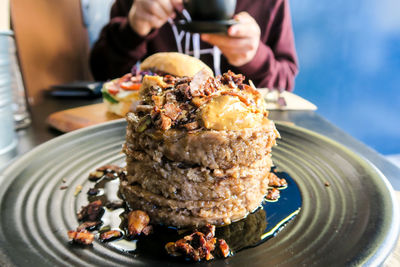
[85,167,302,260]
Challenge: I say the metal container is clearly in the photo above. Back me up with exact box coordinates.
[0,31,17,168]
[8,32,31,129]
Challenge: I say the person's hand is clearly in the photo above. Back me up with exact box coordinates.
[201,12,261,67]
[128,0,182,36]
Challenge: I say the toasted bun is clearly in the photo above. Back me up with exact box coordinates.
[141,52,213,77]
[103,100,132,117]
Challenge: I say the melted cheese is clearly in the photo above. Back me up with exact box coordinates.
[200,95,267,130]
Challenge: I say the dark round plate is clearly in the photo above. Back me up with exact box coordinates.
[0,120,399,266]
[176,19,237,33]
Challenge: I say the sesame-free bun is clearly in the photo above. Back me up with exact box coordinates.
[141,52,213,77]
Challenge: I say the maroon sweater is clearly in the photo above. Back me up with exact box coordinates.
[90,0,298,91]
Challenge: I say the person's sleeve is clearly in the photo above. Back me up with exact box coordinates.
[235,0,299,91]
[89,0,158,81]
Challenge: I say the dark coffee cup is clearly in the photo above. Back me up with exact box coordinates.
[183,0,237,21]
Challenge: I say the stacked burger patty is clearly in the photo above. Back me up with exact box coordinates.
[121,71,279,228]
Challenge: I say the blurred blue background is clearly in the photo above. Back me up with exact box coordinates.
[82,0,400,155]
[290,0,400,155]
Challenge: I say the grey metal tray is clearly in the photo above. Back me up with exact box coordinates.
[0,120,398,266]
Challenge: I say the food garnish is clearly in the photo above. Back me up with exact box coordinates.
[68,230,95,245]
[165,224,230,261]
[77,200,104,222]
[74,185,82,196]
[128,210,152,236]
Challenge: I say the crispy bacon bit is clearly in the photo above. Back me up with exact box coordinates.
[217,239,230,258]
[266,188,280,200]
[60,185,68,190]
[268,172,287,187]
[68,230,95,245]
[163,103,181,120]
[182,121,199,131]
[199,224,216,241]
[76,221,102,231]
[159,114,172,130]
[163,74,176,84]
[135,104,153,113]
[177,232,215,261]
[165,91,176,102]
[77,200,104,221]
[88,171,104,181]
[175,76,191,86]
[128,210,150,236]
[221,70,245,87]
[99,230,123,242]
[176,83,191,99]
[105,200,124,210]
[138,70,260,131]
[152,95,164,109]
[89,165,125,181]
[166,224,221,261]
[203,77,220,95]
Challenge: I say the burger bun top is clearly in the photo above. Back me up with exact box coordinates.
[140,52,213,77]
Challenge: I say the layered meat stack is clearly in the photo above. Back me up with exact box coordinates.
[121,70,279,228]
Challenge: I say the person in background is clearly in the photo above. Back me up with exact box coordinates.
[90,0,298,91]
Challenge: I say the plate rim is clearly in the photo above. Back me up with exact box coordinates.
[1,119,399,266]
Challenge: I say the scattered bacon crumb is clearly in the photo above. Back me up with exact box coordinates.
[60,185,68,190]
[99,230,123,242]
[324,181,330,187]
[105,200,124,210]
[88,171,104,182]
[88,165,126,182]
[128,210,150,236]
[266,188,280,201]
[68,230,94,245]
[268,172,287,187]
[217,239,230,258]
[165,224,229,261]
[175,232,215,261]
[77,200,104,221]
